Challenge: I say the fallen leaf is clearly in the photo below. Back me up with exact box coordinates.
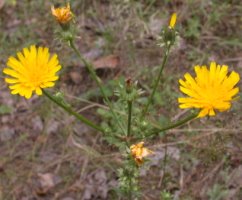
[39,173,56,188]
[35,173,61,195]
[93,55,120,69]
[69,71,82,84]
[0,0,4,10]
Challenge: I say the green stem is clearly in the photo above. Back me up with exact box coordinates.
[128,172,132,200]
[161,135,168,188]
[69,40,126,135]
[142,44,171,117]
[43,90,104,133]
[147,112,198,137]
[127,101,133,137]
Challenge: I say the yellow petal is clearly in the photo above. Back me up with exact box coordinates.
[35,87,42,95]
[209,109,215,116]
[198,108,209,118]
[5,78,19,84]
[3,68,21,78]
[169,13,177,28]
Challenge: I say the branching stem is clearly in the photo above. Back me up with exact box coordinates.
[147,112,198,137]
[69,40,126,135]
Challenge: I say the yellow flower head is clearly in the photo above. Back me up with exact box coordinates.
[169,13,177,29]
[51,3,73,24]
[178,62,240,117]
[3,45,61,99]
[130,142,153,166]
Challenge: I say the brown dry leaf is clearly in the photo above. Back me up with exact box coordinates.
[0,0,4,10]
[69,71,82,84]
[93,55,120,69]
[39,173,56,188]
[35,173,61,195]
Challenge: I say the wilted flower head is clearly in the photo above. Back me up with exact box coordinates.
[178,62,240,117]
[3,45,61,99]
[130,141,153,166]
[51,3,73,24]
[169,13,177,29]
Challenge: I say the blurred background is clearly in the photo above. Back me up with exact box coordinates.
[0,0,242,199]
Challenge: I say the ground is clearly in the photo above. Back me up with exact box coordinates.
[0,0,242,200]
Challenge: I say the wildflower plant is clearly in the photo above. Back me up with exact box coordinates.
[2,3,240,199]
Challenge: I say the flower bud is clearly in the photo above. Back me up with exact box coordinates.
[126,77,132,94]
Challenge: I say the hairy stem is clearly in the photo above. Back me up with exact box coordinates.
[128,172,132,200]
[147,112,198,137]
[142,44,171,117]
[69,40,126,134]
[127,101,133,137]
[43,90,104,133]
[161,135,168,188]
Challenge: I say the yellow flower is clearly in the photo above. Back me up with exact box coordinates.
[51,3,73,24]
[3,45,61,99]
[169,13,177,29]
[130,142,153,166]
[178,62,240,117]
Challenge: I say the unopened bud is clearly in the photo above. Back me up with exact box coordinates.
[163,27,176,46]
[126,77,132,94]
[169,13,177,29]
